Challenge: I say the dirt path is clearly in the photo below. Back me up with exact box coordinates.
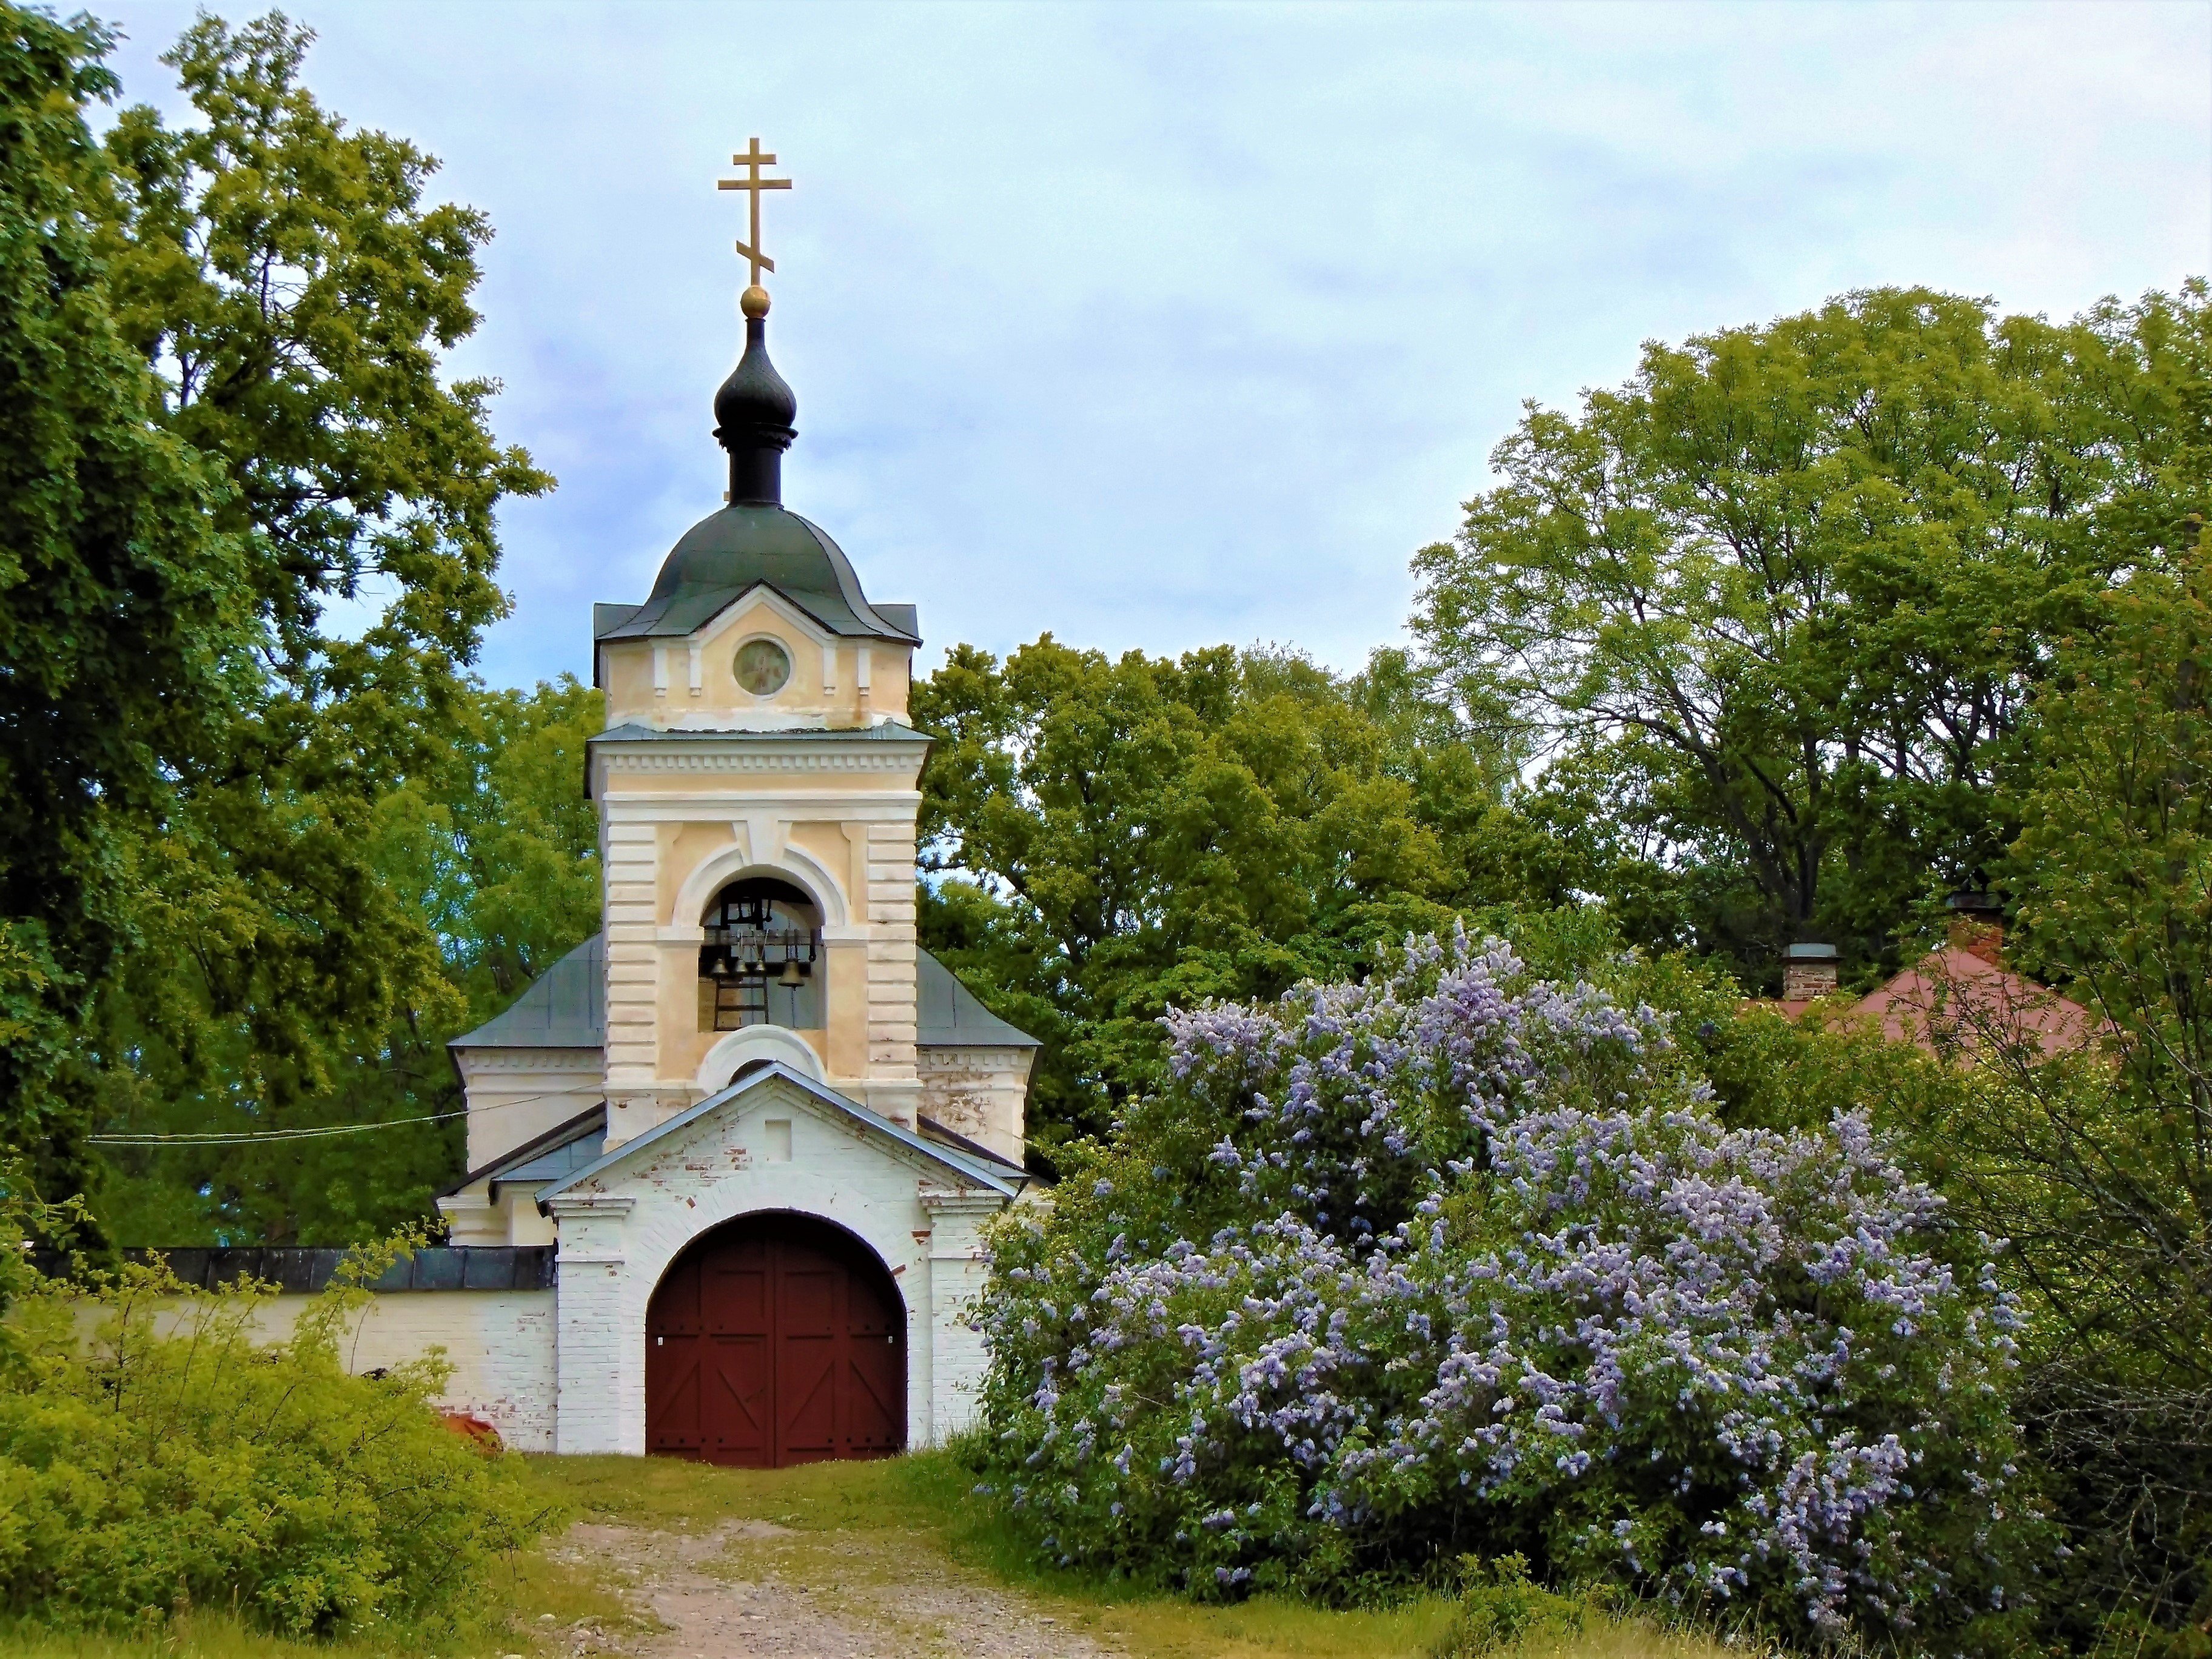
[540,1518,1128,1659]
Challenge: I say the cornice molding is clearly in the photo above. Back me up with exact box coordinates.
[918,1186,1010,1220]
[546,1194,634,1220]
[917,1046,1034,1068]
[597,747,922,774]
[456,1048,605,1073]
[600,795,921,820]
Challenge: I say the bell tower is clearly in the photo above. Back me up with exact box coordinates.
[587,148,927,1148]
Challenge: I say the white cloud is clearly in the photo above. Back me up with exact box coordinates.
[100,0,2212,686]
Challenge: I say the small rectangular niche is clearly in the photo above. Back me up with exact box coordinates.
[760,1119,794,1163]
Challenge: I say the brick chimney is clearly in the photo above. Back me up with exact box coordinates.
[1946,891,2004,965]
[1783,942,1839,1001]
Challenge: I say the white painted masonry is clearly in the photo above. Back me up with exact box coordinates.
[244,1290,560,1452]
[537,1065,1018,1454]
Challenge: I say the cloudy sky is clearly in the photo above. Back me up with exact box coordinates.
[99,1,2212,691]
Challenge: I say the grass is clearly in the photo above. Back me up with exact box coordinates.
[0,1451,1743,1659]
[517,1449,1469,1658]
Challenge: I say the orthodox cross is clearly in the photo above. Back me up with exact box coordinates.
[717,138,792,287]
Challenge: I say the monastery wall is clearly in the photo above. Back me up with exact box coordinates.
[116,1290,563,1453]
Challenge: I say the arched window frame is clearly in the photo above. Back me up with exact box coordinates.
[698,876,823,1033]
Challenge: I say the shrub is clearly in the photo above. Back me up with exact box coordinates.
[1433,1553,1607,1657]
[0,1198,556,1637]
[974,929,2037,1644]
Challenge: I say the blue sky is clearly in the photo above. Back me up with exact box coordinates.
[100,1,2212,691]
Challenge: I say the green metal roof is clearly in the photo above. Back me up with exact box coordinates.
[448,935,605,1050]
[917,950,1042,1048]
[595,504,919,645]
[448,934,1038,1056]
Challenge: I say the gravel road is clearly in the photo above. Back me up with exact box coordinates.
[538,1518,1128,1659]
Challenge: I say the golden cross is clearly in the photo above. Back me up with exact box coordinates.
[717,138,792,288]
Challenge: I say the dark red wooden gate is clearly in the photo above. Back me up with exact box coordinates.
[645,1213,905,1466]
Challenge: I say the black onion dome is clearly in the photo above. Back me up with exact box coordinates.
[714,315,797,443]
[714,313,798,507]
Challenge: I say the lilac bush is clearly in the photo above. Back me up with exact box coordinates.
[974,929,2035,1644]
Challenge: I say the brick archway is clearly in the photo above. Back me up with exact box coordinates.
[643,1212,905,1466]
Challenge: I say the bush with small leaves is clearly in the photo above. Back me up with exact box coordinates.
[1434,1554,1608,1658]
[0,1210,557,1637]
[974,929,2037,1646]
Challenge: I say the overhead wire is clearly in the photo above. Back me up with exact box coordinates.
[86,1087,595,1147]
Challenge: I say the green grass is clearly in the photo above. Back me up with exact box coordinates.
[0,1451,1742,1659]
[515,1449,1469,1657]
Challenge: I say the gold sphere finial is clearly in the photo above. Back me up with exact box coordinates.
[740,284,771,320]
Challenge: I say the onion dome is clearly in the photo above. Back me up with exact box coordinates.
[714,285,797,505]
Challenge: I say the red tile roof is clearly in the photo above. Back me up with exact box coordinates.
[1854,945,2105,1060]
[1754,936,2105,1062]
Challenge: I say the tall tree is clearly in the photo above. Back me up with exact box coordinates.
[0,8,552,1230]
[56,12,554,1233]
[1954,544,2212,1639]
[95,679,602,1245]
[0,7,250,1213]
[913,637,1536,1155]
[1413,285,2212,985]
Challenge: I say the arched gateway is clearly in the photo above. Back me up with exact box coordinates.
[646,1212,903,1466]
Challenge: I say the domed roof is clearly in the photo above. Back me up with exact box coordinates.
[595,504,919,644]
[595,298,919,648]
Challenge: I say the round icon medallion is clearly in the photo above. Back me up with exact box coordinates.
[734,638,791,696]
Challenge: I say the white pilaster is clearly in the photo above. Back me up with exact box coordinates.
[920,1188,1004,1444]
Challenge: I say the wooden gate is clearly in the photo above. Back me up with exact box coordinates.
[645,1213,905,1466]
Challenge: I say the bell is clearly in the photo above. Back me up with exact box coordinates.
[778,958,805,988]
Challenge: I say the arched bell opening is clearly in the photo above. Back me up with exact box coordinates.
[643,1210,907,1467]
[699,876,823,1034]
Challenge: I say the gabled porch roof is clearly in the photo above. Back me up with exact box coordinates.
[536,1062,1027,1206]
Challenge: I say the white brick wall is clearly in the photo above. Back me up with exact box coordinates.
[547,1073,1011,1456]
[917,1045,1035,1165]
[252,1290,559,1452]
[919,1191,1002,1444]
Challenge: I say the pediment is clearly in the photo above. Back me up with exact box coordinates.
[691,582,837,653]
[537,1064,1021,1204]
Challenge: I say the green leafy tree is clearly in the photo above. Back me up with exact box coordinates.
[94,679,602,1245]
[1915,545,2212,1646]
[1413,285,2212,987]
[88,12,549,1101]
[0,7,251,1215]
[3,10,564,1237]
[98,12,537,708]
[913,637,1537,1155]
